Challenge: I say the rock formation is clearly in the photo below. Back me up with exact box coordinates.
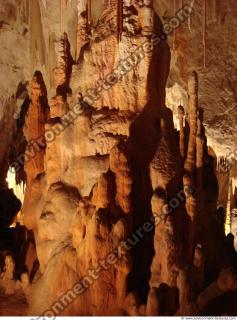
[0,0,237,317]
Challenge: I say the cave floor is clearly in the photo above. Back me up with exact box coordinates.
[0,291,28,316]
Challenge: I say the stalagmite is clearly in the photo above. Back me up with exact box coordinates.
[184,71,198,175]
[147,116,183,314]
[147,191,177,315]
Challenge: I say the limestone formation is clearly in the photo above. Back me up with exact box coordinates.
[1,0,237,317]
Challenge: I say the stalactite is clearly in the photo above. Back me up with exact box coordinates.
[203,0,207,68]
[87,0,93,28]
[117,0,123,42]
